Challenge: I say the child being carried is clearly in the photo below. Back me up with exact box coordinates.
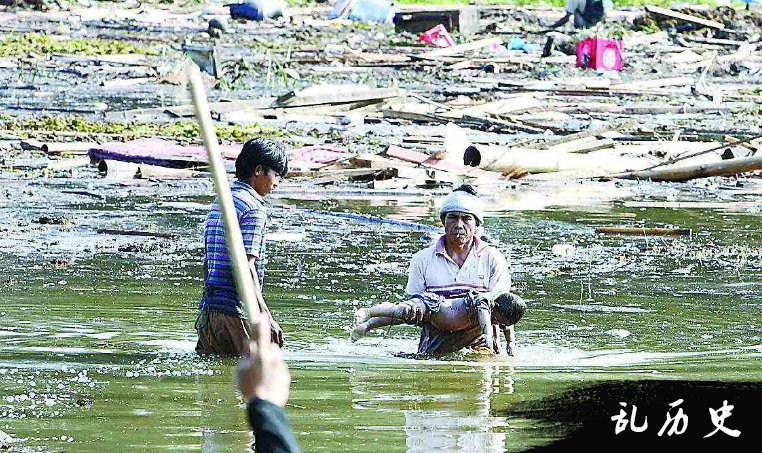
[351,291,526,355]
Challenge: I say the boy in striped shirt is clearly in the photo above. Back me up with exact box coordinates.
[195,138,288,357]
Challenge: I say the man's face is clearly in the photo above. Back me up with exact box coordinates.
[252,166,281,196]
[443,211,477,247]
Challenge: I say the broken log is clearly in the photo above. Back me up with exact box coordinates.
[616,154,762,182]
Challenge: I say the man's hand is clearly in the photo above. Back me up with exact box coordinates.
[399,301,426,324]
[269,317,284,347]
[236,317,291,407]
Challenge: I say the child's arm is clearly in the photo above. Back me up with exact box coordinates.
[474,297,494,352]
[502,325,516,356]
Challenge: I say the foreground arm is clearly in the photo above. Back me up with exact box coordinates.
[238,318,300,453]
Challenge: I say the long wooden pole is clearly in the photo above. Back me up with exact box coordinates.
[187,66,260,332]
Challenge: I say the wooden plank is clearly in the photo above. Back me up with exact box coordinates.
[275,86,404,108]
[644,6,725,30]
[416,38,501,60]
[527,120,638,150]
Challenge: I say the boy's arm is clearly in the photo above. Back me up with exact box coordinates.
[248,256,283,346]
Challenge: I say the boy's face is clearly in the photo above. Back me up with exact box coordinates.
[251,165,281,196]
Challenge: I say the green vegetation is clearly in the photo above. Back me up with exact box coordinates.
[0,115,285,141]
[0,32,160,57]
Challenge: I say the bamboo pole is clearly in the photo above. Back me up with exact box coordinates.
[187,66,261,332]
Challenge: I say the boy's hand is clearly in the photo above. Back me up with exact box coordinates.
[269,318,284,347]
[236,318,291,407]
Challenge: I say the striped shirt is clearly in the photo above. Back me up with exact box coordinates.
[202,180,267,317]
[405,235,511,354]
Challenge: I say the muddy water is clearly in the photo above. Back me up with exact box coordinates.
[1,171,761,451]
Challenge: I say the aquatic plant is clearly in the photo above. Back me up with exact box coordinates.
[0,32,160,57]
[0,115,286,142]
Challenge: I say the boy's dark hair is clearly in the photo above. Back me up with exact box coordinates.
[453,184,478,197]
[494,293,526,326]
[235,138,289,180]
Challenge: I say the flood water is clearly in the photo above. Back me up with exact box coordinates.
[1,171,761,451]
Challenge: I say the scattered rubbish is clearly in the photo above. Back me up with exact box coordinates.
[302,209,442,233]
[506,36,540,52]
[606,329,632,338]
[395,7,478,36]
[88,139,238,169]
[97,229,179,240]
[576,38,623,71]
[35,215,71,225]
[329,0,395,24]
[417,24,454,48]
[228,0,286,21]
[182,42,218,77]
[594,227,691,236]
[551,243,576,258]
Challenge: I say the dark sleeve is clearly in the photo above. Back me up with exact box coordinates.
[247,398,301,453]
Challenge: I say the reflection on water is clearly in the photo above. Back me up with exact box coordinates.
[402,366,511,452]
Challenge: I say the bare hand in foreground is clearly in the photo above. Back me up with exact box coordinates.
[269,317,284,347]
[236,317,291,407]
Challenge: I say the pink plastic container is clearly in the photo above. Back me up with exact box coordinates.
[576,38,624,71]
[417,24,455,48]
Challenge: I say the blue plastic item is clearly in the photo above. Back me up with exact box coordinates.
[227,0,285,21]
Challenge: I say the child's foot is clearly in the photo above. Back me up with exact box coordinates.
[354,308,370,325]
[350,323,367,342]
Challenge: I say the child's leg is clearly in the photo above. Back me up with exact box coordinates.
[351,316,406,342]
[356,301,424,324]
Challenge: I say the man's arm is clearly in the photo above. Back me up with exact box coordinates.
[548,11,572,29]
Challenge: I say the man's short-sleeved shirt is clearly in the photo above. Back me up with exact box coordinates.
[405,235,511,354]
[406,235,511,299]
[203,179,267,317]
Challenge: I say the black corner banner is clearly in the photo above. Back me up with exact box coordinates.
[501,380,760,451]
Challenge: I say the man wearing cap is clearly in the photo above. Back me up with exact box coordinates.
[405,185,525,355]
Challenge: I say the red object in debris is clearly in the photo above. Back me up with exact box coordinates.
[417,24,455,48]
[576,38,624,71]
